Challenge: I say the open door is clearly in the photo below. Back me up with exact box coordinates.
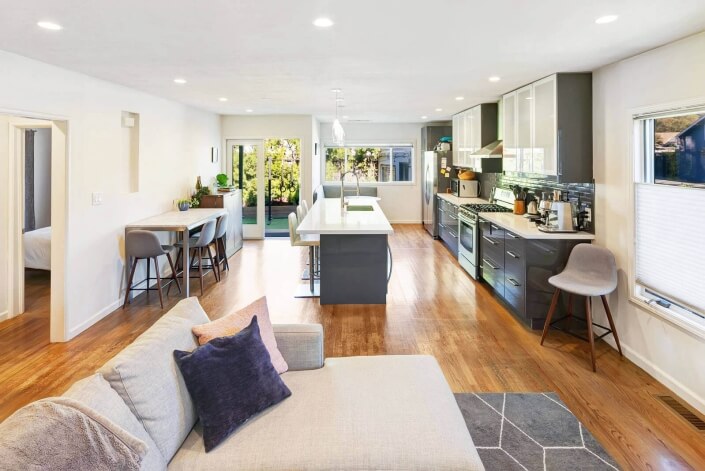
[226,139,265,239]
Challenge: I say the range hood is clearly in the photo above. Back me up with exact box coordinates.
[471,140,503,157]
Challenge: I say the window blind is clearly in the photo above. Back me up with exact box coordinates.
[635,183,705,314]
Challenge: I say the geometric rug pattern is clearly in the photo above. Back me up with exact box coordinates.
[455,393,621,471]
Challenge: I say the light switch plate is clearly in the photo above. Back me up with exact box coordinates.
[92,192,104,206]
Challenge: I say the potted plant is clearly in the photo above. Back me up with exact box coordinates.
[177,199,191,211]
[216,173,229,187]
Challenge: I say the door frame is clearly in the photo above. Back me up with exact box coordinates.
[225,139,265,239]
[4,111,69,342]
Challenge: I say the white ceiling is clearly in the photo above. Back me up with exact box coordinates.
[2,0,705,122]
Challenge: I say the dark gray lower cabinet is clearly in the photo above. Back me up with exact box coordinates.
[437,197,459,257]
[479,219,584,329]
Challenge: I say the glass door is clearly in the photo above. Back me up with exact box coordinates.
[227,139,264,239]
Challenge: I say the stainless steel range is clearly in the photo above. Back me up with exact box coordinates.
[457,188,514,279]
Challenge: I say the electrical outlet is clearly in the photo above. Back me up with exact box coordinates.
[584,207,592,223]
[92,192,104,206]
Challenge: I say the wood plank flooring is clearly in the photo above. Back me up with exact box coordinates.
[1,225,704,470]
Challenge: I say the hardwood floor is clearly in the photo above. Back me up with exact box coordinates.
[1,225,703,470]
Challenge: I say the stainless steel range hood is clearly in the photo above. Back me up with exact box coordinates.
[470,140,503,157]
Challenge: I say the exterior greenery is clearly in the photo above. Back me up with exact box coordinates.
[325,146,413,183]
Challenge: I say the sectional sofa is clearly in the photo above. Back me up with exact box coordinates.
[5,298,485,470]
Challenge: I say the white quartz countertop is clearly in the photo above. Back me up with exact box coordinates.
[436,193,487,206]
[297,198,394,235]
[478,212,595,240]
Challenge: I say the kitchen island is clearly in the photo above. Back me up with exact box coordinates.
[297,197,393,305]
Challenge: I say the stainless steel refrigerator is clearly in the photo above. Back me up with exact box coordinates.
[422,150,451,237]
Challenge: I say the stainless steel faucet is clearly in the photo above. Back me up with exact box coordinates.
[340,170,360,209]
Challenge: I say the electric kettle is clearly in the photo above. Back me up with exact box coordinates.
[548,201,576,232]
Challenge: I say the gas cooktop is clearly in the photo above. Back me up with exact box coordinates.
[460,203,513,213]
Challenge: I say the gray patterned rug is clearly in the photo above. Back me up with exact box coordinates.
[455,393,620,471]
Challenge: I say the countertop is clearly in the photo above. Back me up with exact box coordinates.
[436,192,486,206]
[126,208,227,230]
[478,212,595,240]
[297,198,394,235]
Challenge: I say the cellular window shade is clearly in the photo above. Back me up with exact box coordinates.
[635,183,705,314]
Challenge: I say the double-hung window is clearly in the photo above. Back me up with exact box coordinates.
[324,144,414,184]
[633,107,705,331]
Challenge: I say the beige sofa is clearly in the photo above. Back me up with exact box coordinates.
[55,298,484,470]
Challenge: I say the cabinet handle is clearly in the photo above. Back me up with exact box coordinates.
[491,224,500,231]
[506,232,518,239]
[447,213,458,220]
[482,235,498,246]
[447,229,458,239]
[557,129,563,176]
[506,251,520,259]
[483,259,499,270]
[507,278,521,287]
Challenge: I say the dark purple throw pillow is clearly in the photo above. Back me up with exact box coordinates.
[173,316,291,452]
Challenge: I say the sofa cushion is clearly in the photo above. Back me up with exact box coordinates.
[192,296,288,373]
[169,355,484,471]
[174,317,292,452]
[64,374,166,471]
[98,297,209,463]
[0,397,146,471]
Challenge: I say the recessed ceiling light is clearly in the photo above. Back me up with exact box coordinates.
[218,97,228,102]
[525,96,533,100]
[421,116,428,119]
[173,78,187,84]
[342,115,349,119]
[435,108,443,112]
[595,14,618,24]
[37,21,62,31]
[489,76,501,82]
[455,96,464,101]
[330,88,342,93]
[245,109,253,113]
[313,17,334,28]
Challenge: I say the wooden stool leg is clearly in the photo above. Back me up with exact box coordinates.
[146,256,151,296]
[540,289,561,345]
[198,247,205,296]
[175,247,183,271]
[154,257,164,309]
[123,258,138,309]
[207,245,220,282]
[585,296,597,372]
[166,253,181,294]
[601,295,623,356]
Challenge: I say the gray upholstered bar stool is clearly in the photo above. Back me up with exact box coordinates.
[288,212,320,297]
[123,230,181,309]
[297,202,318,280]
[172,220,218,296]
[212,214,230,277]
[540,243,623,372]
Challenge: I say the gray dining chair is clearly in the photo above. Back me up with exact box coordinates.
[540,243,623,372]
[123,230,181,309]
[172,220,218,296]
[213,214,230,277]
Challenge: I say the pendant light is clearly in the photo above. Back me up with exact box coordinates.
[332,89,345,146]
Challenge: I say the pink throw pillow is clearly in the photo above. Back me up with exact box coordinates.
[192,297,288,374]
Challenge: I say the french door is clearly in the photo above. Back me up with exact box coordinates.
[227,139,264,239]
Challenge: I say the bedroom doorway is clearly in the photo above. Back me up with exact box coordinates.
[1,114,68,342]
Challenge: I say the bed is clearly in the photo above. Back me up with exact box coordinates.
[24,226,51,270]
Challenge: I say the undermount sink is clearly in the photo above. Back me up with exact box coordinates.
[347,205,374,211]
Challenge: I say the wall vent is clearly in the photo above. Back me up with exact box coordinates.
[656,395,705,431]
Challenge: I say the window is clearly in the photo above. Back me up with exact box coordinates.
[324,145,414,183]
[633,107,705,329]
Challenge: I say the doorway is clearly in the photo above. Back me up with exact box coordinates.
[264,138,301,237]
[227,139,265,239]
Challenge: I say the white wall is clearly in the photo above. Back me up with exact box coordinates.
[0,50,221,339]
[592,31,705,413]
[0,116,9,320]
[33,128,51,229]
[221,115,315,207]
[318,122,424,223]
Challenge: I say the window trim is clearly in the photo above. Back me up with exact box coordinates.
[321,140,417,186]
[628,98,705,340]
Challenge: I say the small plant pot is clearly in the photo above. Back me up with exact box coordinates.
[178,202,190,212]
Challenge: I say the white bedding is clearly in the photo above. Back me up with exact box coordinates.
[24,226,51,270]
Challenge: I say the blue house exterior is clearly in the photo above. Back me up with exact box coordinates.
[656,116,705,184]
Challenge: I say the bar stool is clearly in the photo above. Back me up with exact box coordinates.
[123,230,181,309]
[288,212,320,298]
[301,199,309,214]
[540,243,623,372]
[172,220,218,296]
[212,214,229,277]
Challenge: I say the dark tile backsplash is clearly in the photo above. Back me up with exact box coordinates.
[478,172,595,233]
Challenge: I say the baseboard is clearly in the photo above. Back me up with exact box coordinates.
[604,337,705,415]
[0,310,8,322]
[387,220,422,224]
[68,298,121,340]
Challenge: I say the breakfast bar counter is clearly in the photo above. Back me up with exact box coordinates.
[298,198,393,304]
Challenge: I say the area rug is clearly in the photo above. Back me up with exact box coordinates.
[455,393,620,471]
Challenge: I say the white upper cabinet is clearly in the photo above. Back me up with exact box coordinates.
[502,91,517,172]
[532,75,557,175]
[516,85,533,174]
[452,103,499,169]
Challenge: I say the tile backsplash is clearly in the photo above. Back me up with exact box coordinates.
[478,172,595,233]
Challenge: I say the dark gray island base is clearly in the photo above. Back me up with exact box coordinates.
[319,234,389,305]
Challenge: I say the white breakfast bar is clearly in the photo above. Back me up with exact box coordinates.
[297,198,394,305]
